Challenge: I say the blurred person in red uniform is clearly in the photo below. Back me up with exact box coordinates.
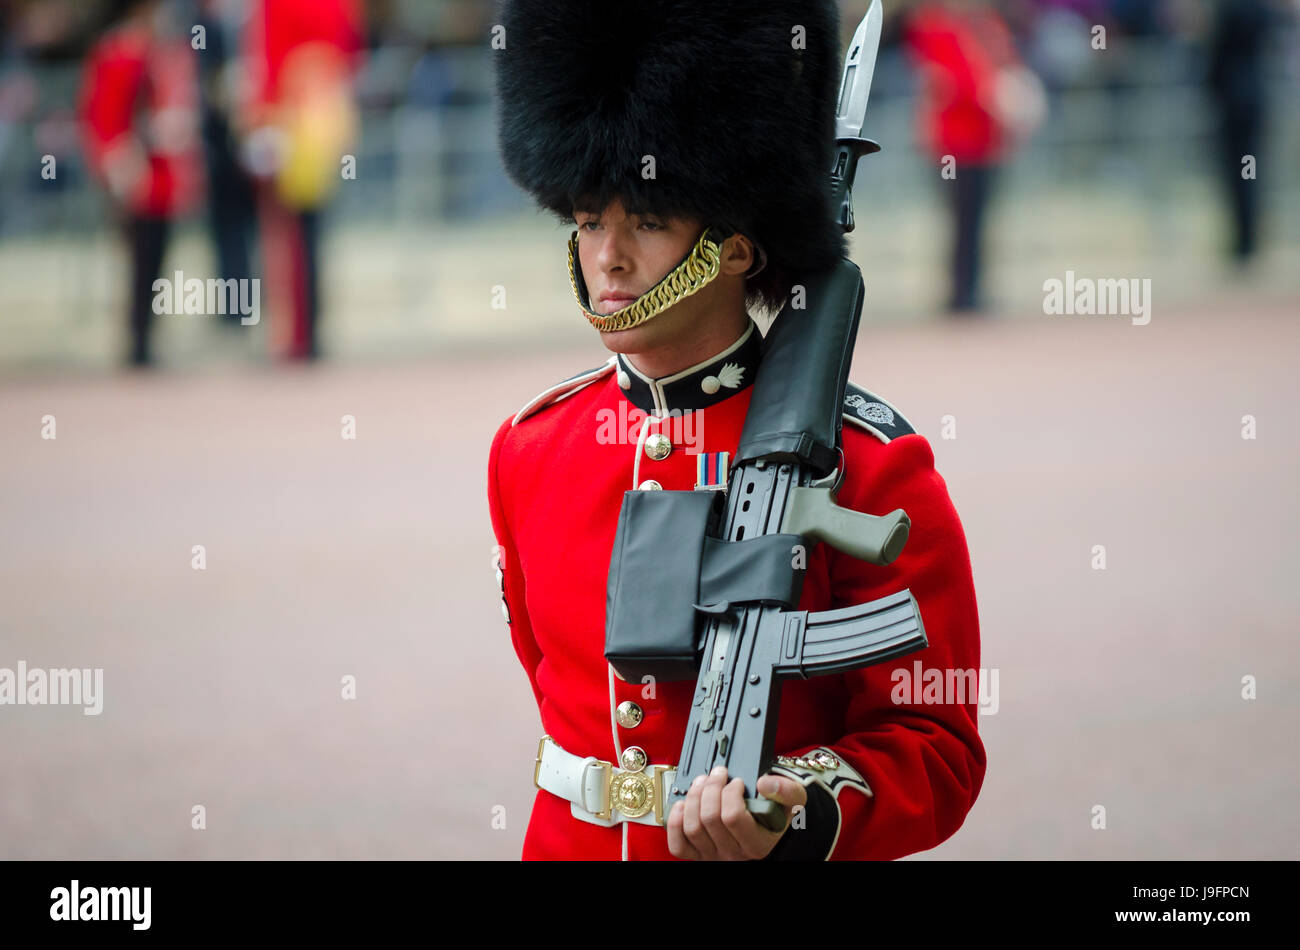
[240,0,363,361]
[906,0,1041,313]
[79,0,202,367]
[489,0,986,860]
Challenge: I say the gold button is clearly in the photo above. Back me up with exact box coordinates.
[616,701,643,728]
[620,746,647,772]
[637,479,662,491]
[644,433,672,461]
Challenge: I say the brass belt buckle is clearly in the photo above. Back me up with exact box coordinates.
[609,768,655,821]
[607,764,672,824]
[535,736,674,825]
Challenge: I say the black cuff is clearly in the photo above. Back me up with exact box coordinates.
[761,782,839,861]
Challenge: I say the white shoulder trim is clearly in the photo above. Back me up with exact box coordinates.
[512,356,618,426]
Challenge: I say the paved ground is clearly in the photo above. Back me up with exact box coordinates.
[1,290,1297,859]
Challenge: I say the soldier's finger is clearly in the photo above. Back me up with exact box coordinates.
[721,777,774,860]
[681,774,719,860]
[666,801,701,860]
[699,767,746,860]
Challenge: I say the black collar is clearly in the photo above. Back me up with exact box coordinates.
[614,319,762,416]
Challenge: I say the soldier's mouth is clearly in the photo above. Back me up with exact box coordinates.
[598,293,639,311]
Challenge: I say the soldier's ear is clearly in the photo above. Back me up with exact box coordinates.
[719,233,755,277]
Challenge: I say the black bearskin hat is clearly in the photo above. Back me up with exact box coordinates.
[493,0,846,313]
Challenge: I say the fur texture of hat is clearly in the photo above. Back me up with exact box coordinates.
[494,0,847,312]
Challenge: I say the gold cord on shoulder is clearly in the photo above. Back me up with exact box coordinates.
[567,227,726,332]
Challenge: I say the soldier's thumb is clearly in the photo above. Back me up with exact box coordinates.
[757,775,805,807]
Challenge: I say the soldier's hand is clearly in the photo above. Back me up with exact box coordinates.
[667,766,806,860]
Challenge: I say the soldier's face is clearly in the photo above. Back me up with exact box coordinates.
[574,198,700,313]
[573,196,728,351]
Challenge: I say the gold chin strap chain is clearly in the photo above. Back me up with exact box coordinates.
[567,226,726,333]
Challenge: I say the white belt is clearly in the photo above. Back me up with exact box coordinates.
[533,735,677,827]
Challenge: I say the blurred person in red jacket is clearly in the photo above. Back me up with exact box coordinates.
[906,0,1042,313]
[240,0,363,361]
[80,0,203,366]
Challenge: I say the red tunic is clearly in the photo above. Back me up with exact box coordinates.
[905,2,1021,164]
[487,322,985,859]
[244,0,364,110]
[79,23,202,218]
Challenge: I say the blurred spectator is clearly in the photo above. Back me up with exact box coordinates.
[79,0,203,366]
[1021,3,1096,95]
[197,0,257,329]
[241,0,363,361]
[1206,0,1278,265]
[905,0,1044,313]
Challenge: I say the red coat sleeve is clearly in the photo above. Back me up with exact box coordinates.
[773,430,986,860]
[487,415,546,713]
[79,39,145,188]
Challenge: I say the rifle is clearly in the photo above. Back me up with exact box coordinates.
[604,0,929,834]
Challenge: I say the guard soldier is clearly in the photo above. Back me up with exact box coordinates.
[488,0,986,860]
[80,0,203,367]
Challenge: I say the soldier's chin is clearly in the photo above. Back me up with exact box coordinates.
[597,319,670,353]
[595,298,688,350]
[597,322,650,349]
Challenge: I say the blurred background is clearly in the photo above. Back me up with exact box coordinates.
[1,0,1298,860]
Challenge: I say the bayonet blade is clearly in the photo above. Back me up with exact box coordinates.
[834,0,883,141]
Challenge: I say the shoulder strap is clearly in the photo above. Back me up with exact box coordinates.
[841,382,915,444]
